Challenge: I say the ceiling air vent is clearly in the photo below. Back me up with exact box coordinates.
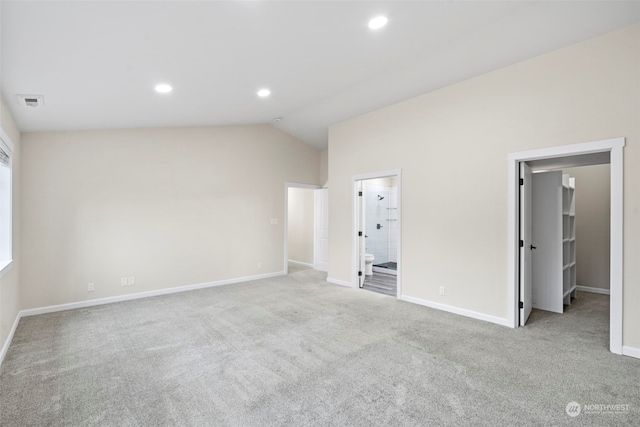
[18,95,44,108]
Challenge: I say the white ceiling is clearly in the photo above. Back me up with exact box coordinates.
[2,1,639,150]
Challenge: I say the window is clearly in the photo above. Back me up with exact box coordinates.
[0,129,13,277]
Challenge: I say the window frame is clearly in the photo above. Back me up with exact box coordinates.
[0,128,14,278]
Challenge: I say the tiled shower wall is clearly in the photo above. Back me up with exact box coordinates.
[364,182,398,265]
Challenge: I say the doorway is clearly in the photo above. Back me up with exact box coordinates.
[507,138,624,354]
[284,183,321,275]
[353,170,402,298]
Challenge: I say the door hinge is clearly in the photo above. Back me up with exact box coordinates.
[519,301,524,309]
[358,271,363,277]
[358,231,363,237]
[358,191,363,196]
[519,240,524,248]
[519,178,524,186]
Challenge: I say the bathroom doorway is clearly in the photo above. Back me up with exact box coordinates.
[353,170,401,298]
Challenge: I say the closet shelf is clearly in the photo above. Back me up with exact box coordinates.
[563,285,577,299]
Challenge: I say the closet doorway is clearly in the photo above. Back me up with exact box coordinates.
[508,138,624,354]
[352,170,402,298]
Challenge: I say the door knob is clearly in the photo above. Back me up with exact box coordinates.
[530,245,537,250]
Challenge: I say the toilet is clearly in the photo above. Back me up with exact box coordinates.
[364,254,375,276]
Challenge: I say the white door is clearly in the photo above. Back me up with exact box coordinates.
[314,189,329,272]
[531,171,564,313]
[520,162,533,325]
[357,182,366,287]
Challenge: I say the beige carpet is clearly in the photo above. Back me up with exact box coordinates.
[1,268,638,426]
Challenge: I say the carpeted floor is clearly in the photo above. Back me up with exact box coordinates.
[1,268,638,426]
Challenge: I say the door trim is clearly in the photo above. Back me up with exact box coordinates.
[284,182,320,275]
[507,138,624,354]
[352,169,402,298]
[314,188,329,272]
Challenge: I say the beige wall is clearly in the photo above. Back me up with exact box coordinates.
[287,188,315,265]
[0,97,22,350]
[320,150,328,188]
[21,125,320,309]
[564,165,611,291]
[329,24,640,346]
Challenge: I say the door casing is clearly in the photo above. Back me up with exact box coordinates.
[314,188,329,272]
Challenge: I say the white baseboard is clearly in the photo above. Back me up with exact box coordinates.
[576,285,610,295]
[0,312,21,367]
[399,295,511,327]
[622,346,640,360]
[327,277,354,288]
[287,260,314,268]
[19,271,285,318]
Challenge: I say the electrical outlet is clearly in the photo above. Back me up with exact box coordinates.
[440,286,445,296]
[121,277,128,287]
[128,276,135,286]
[258,262,262,269]
[88,283,94,292]
[270,218,278,225]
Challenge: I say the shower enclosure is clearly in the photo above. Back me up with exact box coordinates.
[364,179,398,274]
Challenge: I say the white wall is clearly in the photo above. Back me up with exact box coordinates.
[564,165,611,291]
[328,24,640,347]
[287,187,315,265]
[0,96,22,351]
[21,125,320,309]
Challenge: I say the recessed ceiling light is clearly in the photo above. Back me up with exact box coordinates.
[257,88,271,98]
[368,16,388,30]
[154,83,172,93]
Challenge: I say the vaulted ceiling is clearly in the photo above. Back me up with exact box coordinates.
[2,1,639,150]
